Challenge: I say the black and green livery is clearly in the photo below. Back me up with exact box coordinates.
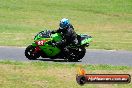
[25,30,92,61]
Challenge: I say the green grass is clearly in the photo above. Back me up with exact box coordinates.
[0,0,132,50]
[0,60,131,88]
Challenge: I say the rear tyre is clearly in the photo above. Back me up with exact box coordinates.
[25,45,39,60]
[77,47,86,60]
[68,47,86,62]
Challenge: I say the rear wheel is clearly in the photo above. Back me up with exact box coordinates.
[25,45,40,60]
[77,47,86,60]
[67,47,86,62]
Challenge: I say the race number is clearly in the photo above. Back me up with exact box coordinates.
[37,40,44,45]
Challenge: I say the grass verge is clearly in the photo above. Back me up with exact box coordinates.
[0,60,131,88]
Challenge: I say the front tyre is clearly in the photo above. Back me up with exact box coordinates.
[25,45,39,60]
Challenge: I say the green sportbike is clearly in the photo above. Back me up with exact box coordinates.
[25,30,92,61]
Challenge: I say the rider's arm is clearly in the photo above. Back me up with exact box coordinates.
[51,29,61,34]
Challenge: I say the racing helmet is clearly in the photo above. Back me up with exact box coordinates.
[59,18,70,29]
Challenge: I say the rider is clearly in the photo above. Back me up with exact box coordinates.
[51,18,78,48]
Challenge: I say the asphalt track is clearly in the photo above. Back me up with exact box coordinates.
[0,46,132,66]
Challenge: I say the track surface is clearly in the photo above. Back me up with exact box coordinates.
[0,47,132,66]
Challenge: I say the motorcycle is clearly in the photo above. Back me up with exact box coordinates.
[25,30,92,61]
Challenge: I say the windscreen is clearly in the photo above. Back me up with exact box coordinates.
[38,30,51,38]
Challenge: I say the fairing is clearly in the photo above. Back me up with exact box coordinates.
[32,30,62,57]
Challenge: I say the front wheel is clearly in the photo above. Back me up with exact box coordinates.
[25,45,40,60]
